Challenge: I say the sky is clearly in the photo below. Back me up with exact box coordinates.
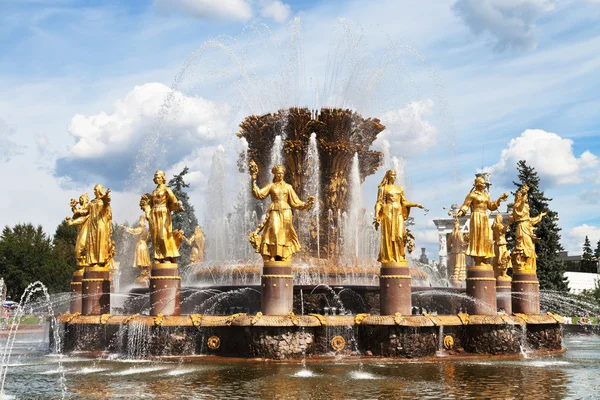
[1,0,600,260]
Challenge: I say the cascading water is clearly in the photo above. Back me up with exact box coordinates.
[205,146,228,263]
[299,133,321,258]
[268,135,284,172]
[342,153,363,265]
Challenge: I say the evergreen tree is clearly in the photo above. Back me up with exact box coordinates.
[168,166,199,266]
[509,160,569,292]
[52,220,78,271]
[0,223,70,299]
[594,239,600,261]
[582,236,597,273]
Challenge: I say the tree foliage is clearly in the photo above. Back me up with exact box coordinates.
[0,223,75,299]
[581,236,597,273]
[168,166,199,266]
[509,160,569,292]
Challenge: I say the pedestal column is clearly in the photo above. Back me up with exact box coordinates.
[512,272,539,314]
[466,265,497,315]
[81,266,110,316]
[261,260,293,316]
[496,275,512,314]
[149,262,181,316]
[380,261,412,315]
[69,268,84,314]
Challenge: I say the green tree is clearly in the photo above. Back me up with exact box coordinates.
[581,236,597,273]
[594,239,600,261]
[0,223,70,299]
[168,166,199,266]
[52,220,78,271]
[509,160,569,292]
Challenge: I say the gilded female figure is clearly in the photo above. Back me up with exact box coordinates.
[373,169,424,264]
[140,170,183,263]
[86,184,113,266]
[491,214,511,278]
[66,193,90,267]
[456,176,508,266]
[511,184,546,272]
[120,216,151,284]
[250,164,314,261]
[185,225,205,263]
[448,218,467,283]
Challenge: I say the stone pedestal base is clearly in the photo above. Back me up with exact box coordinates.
[512,272,539,314]
[81,266,110,316]
[261,261,293,316]
[69,268,84,314]
[150,263,181,316]
[496,276,512,314]
[380,261,411,315]
[466,266,497,315]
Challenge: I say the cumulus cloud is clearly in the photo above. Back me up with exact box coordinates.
[452,0,554,51]
[0,119,26,162]
[565,224,600,254]
[484,129,598,186]
[154,0,252,22]
[55,82,232,190]
[259,0,291,23]
[379,99,437,155]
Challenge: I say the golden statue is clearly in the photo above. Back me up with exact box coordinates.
[456,176,508,267]
[85,184,114,266]
[119,216,152,286]
[491,214,511,279]
[66,193,90,268]
[373,169,425,264]
[511,184,546,273]
[249,162,314,262]
[185,225,205,263]
[140,170,184,263]
[448,218,467,284]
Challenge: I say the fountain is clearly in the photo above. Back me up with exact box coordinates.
[54,105,565,361]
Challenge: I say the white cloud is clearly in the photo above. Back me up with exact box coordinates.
[378,99,437,156]
[55,82,232,190]
[259,0,291,23]
[484,129,598,186]
[565,224,600,254]
[154,0,252,22]
[0,118,26,162]
[452,0,555,51]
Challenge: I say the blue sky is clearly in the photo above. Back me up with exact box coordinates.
[1,0,600,260]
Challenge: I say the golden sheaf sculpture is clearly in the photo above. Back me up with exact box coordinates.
[373,169,425,263]
[140,170,184,263]
[248,161,314,262]
[456,176,508,267]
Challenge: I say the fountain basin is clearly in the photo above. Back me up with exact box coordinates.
[56,312,564,360]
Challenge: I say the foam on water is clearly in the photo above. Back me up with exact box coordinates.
[528,361,570,367]
[72,367,111,375]
[108,366,169,376]
[350,371,379,380]
[40,368,73,375]
[293,369,316,378]
[165,368,197,376]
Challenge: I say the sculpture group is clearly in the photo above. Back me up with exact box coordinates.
[68,162,546,318]
[68,170,205,316]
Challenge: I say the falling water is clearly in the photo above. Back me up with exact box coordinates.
[206,146,228,262]
[269,135,284,172]
[343,153,363,264]
[300,133,321,258]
